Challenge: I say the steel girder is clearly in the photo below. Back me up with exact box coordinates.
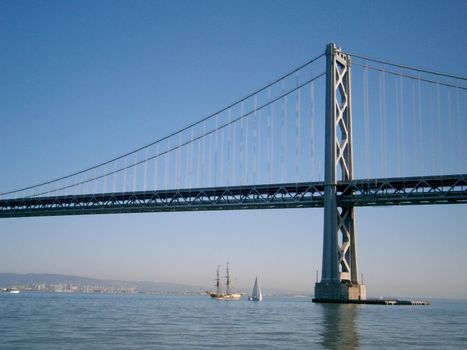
[0,183,325,218]
[338,174,467,206]
[0,175,465,218]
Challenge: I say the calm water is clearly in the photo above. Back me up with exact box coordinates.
[0,293,466,349]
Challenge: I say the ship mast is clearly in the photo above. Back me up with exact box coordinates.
[226,262,230,295]
[216,265,221,295]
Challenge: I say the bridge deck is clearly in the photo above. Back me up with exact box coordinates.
[0,174,465,218]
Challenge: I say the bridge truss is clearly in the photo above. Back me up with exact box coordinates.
[1,174,464,218]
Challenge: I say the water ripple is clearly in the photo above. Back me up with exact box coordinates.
[0,293,466,349]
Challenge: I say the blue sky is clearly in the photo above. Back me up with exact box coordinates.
[0,0,466,298]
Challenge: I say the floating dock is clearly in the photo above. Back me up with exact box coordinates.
[312,298,430,305]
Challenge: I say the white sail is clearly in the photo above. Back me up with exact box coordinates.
[250,277,262,301]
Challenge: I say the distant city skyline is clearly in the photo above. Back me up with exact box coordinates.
[1,0,466,299]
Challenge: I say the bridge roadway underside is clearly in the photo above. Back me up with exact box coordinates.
[0,175,465,218]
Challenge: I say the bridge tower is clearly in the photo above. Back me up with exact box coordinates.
[314,43,366,301]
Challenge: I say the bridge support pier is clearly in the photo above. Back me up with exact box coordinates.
[315,282,366,301]
[314,43,366,302]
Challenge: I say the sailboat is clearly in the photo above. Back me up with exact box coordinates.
[209,263,241,300]
[248,277,262,301]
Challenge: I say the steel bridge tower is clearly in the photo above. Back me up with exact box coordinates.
[314,43,366,301]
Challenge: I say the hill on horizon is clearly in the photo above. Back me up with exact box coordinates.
[0,272,204,293]
[0,272,309,296]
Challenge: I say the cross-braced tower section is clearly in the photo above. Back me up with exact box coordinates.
[314,43,366,301]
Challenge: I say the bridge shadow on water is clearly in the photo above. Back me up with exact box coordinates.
[316,304,360,350]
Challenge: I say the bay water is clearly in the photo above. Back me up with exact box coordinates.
[1,292,466,349]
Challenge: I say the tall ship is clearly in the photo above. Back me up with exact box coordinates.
[2,288,20,294]
[209,263,241,300]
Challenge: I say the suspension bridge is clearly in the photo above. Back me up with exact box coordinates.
[1,43,466,301]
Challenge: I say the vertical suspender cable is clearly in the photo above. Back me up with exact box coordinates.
[202,121,206,187]
[232,108,237,186]
[245,102,249,184]
[189,128,194,189]
[123,158,128,193]
[177,133,181,189]
[214,121,218,187]
[417,78,423,175]
[208,123,212,187]
[281,79,287,182]
[257,95,261,184]
[268,87,273,184]
[183,131,187,189]
[94,168,98,194]
[208,119,213,186]
[240,102,244,184]
[267,90,271,184]
[180,133,183,188]
[165,139,169,189]
[378,71,384,177]
[113,161,117,193]
[436,83,442,174]
[220,114,224,187]
[103,164,107,194]
[85,173,88,195]
[133,152,138,193]
[253,95,257,184]
[310,80,315,181]
[271,90,275,184]
[395,77,401,176]
[447,89,453,174]
[455,89,463,172]
[92,169,96,194]
[197,125,202,187]
[31,183,36,198]
[285,93,288,183]
[227,109,232,186]
[382,71,387,177]
[154,143,159,190]
[400,77,406,176]
[74,178,78,197]
[363,65,370,178]
[412,81,417,175]
[257,96,261,184]
[143,148,148,192]
[184,131,188,189]
[429,85,435,175]
[295,72,301,183]
[71,172,74,197]
[81,173,85,195]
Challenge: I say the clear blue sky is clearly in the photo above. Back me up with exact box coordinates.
[0,0,466,298]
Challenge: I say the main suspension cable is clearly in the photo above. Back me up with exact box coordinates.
[347,52,467,81]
